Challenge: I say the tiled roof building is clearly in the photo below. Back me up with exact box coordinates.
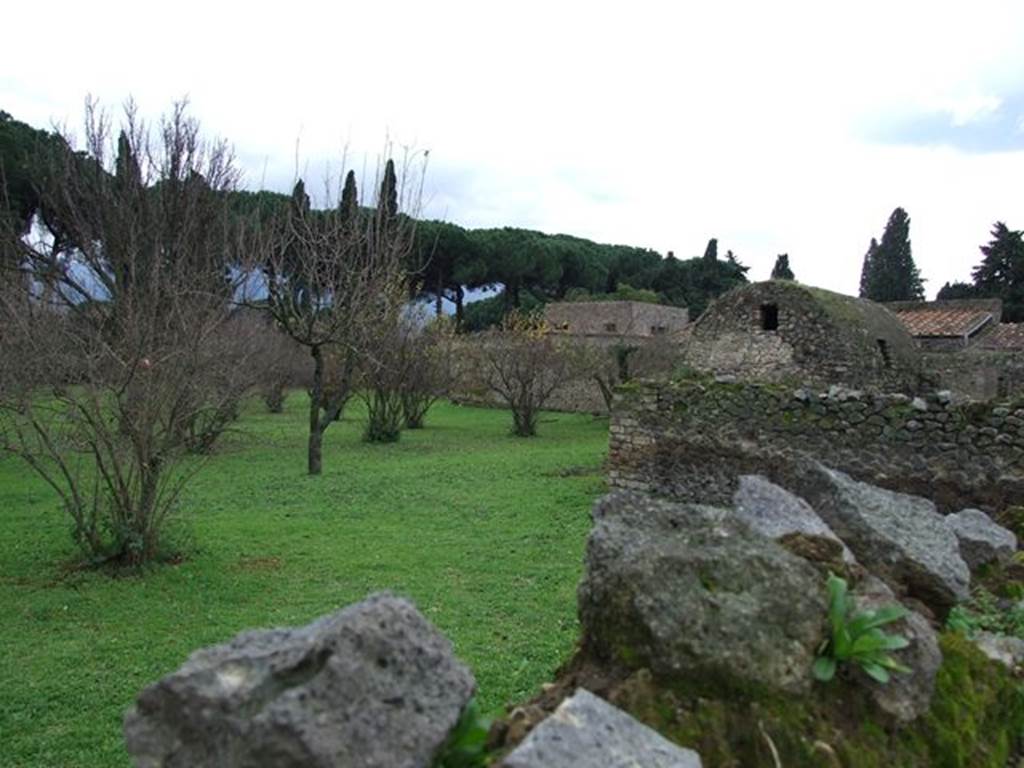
[978,323,1024,351]
[885,299,1001,351]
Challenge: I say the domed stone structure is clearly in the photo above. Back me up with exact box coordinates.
[684,280,921,392]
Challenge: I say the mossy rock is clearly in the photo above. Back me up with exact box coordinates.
[995,506,1024,542]
[606,633,1023,767]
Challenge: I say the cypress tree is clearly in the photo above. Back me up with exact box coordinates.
[859,238,879,298]
[114,131,141,191]
[771,254,795,280]
[702,237,718,263]
[339,169,358,226]
[860,208,924,301]
[379,159,397,222]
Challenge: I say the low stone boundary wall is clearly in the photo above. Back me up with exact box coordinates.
[923,350,1024,401]
[608,377,1024,513]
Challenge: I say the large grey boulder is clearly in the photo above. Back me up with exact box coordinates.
[124,593,475,768]
[501,688,701,768]
[796,464,970,611]
[852,578,941,723]
[945,508,1017,569]
[578,492,827,695]
[733,474,855,564]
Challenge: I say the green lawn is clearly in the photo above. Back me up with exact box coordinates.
[0,396,609,768]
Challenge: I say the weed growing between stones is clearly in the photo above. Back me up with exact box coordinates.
[947,587,1024,639]
[433,698,491,768]
[813,573,911,684]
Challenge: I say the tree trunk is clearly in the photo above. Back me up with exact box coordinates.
[308,344,324,475]
[454,285,464,330]
[435,272,444,317]
[134,462,162,564]
[308,425,323,475]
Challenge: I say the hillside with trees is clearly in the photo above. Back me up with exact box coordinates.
[2,109,748,330]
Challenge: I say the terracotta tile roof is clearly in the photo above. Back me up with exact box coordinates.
[893,307,993,338]
[979,323,1024,351]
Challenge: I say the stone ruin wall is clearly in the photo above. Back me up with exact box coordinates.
[448,339,1024,415]
[544,301,690,337]
[923,350,1024,401]
[608,377,1024,514]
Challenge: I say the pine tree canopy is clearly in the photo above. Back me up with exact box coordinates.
[971,221,1024,321]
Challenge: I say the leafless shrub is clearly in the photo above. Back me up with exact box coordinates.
[0,100,258,566]
[472,311,583,437]
[356,309,458,441]
[244,312,307,414]
[177,311,270,453]
[400,314,457,429]
[248,157,423,473]
[355,302,412,443]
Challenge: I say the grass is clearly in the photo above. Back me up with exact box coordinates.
[0,395,610,768]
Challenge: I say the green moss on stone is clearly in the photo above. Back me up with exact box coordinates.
[606,632,1023,767]
[909,632,1024,767]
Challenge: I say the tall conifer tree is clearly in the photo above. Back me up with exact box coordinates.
[379,159,398,222]
[859,238,879,298]
[339,170,358,225]
[702,237,718,263]
[859,208,924,301]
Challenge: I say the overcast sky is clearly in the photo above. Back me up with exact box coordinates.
[5,1,1024,297]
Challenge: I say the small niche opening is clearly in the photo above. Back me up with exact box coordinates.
[650,325,667,336]
[604,322,618,333]
[760,303,779,331]
[876,339,891,368]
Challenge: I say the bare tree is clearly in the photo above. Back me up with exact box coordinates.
[0,100,258,566]
[472,311,582,437]
[252,157,421,473]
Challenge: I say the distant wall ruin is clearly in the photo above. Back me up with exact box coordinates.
[608,377,1024,513]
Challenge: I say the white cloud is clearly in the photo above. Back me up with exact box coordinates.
[5,0,1024,296]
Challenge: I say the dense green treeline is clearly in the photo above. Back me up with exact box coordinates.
[226,193,751,326]
[2,109,749,326]
[7,108,1024,326]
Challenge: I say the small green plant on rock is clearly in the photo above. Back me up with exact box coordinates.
[434,698,491,768]
[813,573,911,684]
